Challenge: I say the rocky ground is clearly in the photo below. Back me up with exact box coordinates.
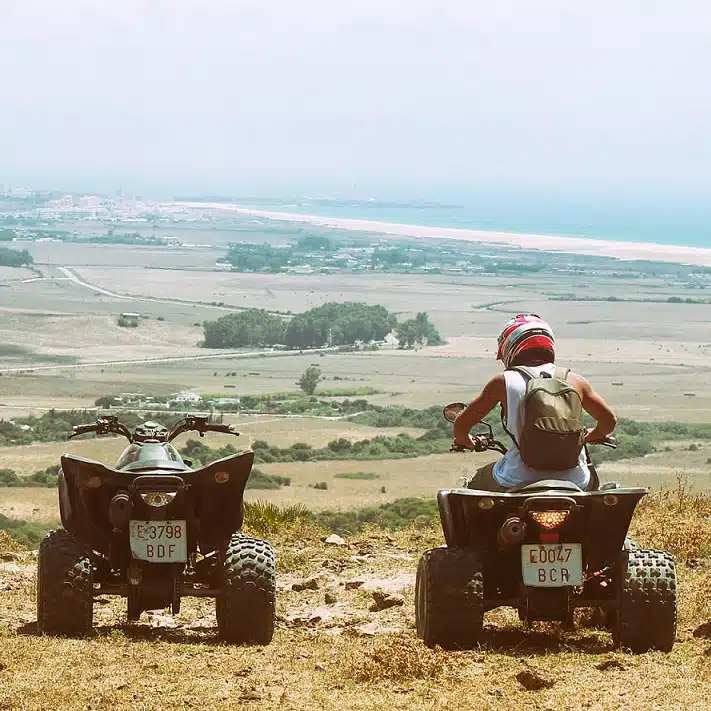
[2,522,711,710]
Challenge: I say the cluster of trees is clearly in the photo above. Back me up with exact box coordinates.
[223,234,338,273]
[314,497,438,535]
[202,308,285,349]
[0,246,32,267]
[201,302,400,350]
[245,432,450,464]
[0,466,59,488]
[224,244,292,273]
[396,312,444,348]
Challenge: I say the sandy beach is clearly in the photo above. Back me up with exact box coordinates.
[180,202,711,267]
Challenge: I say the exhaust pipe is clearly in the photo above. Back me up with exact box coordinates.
[498,516,527,549]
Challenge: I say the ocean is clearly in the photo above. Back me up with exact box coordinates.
[238,198,711,250]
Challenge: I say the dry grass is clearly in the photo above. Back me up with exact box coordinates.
[346,633,464,682]
[632,475,711,561]
[0,530,24,554]
[3,497,711,710]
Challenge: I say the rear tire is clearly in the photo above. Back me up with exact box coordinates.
[37,529,94,637]
[216,534,276,644]
[614,548,677,653]
[415,547,483,649]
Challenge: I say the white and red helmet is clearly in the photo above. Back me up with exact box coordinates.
[496,313,555,368]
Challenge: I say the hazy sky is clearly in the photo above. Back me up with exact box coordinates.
[1,0,710,199]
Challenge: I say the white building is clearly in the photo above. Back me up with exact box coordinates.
[173,391,201,404]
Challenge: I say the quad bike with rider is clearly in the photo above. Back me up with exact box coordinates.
[415,404,677,653]
[37,415,275,643]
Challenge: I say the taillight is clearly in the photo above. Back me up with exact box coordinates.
[529,510,570,530]
[139,491,177,507]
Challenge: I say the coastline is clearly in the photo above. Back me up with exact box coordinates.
[179,202,711,267]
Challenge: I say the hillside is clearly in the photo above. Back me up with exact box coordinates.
[1,487,711,710]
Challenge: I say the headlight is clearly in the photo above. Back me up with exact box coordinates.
[139,491,177,507]
[529,510,570,530]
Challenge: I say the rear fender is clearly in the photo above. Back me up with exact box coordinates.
[189,451,254,550]
[436,487,647,563]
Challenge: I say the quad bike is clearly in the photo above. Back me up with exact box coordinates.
[415,403,677,653]
[36,415,275,643]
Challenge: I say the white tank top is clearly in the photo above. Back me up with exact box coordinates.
[492,363,591,489]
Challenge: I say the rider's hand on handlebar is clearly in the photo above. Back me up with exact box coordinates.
[585,428,616,446]
[451,435,476,452]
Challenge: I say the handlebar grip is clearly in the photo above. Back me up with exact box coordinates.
[588,436,617,448]
[450,443,472,452]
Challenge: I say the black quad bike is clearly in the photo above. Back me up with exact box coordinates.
[37,415,275,643]
[415,403,677,653]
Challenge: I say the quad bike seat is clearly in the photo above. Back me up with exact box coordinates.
[508,479,584,494]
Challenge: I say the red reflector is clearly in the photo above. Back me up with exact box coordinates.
[540,532,560,543]
[214,471,230,484]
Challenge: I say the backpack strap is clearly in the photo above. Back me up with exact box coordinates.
[501,366,537,448]
[554,366,571,381]
[509,365,537,381]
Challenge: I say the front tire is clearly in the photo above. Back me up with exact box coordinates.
[614,549,677,653]
[37,529,94,636]
[216,534,276,644]
[415,547,484,649]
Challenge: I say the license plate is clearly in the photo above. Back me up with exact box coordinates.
[129,520,187,563]
[521,543,583,587]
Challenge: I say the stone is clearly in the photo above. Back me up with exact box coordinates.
[516,667,555,691]
[324,534,346,546]
[324,591,338,605]
[291,576,320,592]
[369,590,405,612]
[344,579,365,590]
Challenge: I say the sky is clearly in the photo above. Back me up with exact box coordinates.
[0,0,710,201]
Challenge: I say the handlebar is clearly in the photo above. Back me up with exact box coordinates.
[68,416,133,442]
[166,416,239,442]
[68,414,240,443]
[586,435,617,449]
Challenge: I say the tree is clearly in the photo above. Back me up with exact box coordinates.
[202,309,286,348]
[396,312,444,349]
[0,247,32,267]
[298,365,322,395]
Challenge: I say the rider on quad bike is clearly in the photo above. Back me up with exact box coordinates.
[415,314,677,652]
[453,313,617,491]
[414,315,677,653]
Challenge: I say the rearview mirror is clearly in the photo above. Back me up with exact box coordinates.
[443,402,466,423]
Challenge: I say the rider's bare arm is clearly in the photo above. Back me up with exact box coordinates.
[452,374,506,448]
[568,373,617,442]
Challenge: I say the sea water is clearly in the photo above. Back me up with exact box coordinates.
[238,197,711,250]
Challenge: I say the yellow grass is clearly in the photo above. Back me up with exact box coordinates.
[2,500,711,710]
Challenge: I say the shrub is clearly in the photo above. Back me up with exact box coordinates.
[0,514,51,548]
[314,497,438,535]
[243,501,311,537]
[246,468,291,490]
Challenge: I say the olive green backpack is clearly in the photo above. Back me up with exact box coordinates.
[504,366,586,471]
